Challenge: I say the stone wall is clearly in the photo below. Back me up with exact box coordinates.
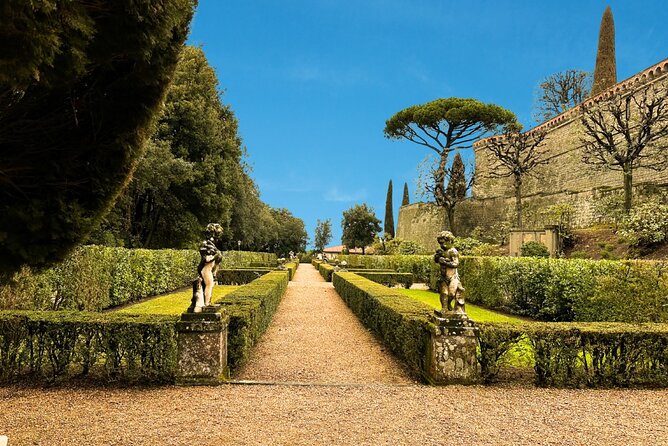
[396,203,446,251]
[473,58,668,228]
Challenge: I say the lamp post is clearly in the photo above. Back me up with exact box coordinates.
[237,240,241,264]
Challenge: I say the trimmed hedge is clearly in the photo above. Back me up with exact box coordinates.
[217,269,272,285]
[337,254,433,283]
[355,272,413,289]
[0,246,277,312]
[478,322,668,387]
[215,271,289,371]
[318,262,335,281]
[332,272,432,379]
[456,257,668,323]
[284,262,298,280]
[0,311,178,383]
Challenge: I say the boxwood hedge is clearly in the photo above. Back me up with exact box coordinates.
[0,311,178,384]
[0,246,277,312]
[457,257,668,323]
[215,271,289,371]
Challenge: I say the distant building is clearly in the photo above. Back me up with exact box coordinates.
[323,244,374,259]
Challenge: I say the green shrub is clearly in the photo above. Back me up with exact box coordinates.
[620,201,668,247]
[217,269,271,285]
[0,311,178,383]
[478,322,668,387]
[332,272,432,379]
[0,246,199,311]
[215,271,289,371]
[569,250,590,259]
[284,262,298,280]
[520,241,550,257]
[457,257,668,323]
[337,254,433,283]
[355,272,413,289]
[318,263,335,281]
[0,247,277,312]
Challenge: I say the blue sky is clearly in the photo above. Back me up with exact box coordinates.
[187,1,668,249]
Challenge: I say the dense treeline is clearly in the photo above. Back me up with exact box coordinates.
[0,0,196,274]
[88,46,306,255]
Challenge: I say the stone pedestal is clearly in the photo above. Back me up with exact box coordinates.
[176,308,228,385]
[426,314,479,385]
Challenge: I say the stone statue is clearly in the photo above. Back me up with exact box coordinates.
[188,223,224,313]
[434,230,466,317]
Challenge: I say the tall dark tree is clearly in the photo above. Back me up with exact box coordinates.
[314,219,333,253]
[384,180,395,238]
[533,70,592,122]
[0,0,195,274]
[443,153,469,234]
[92,46,241,248]
[402,182,410,206]
[384,98,516,214]
[485,126,549,227]
[341,204,381,255]
[591,6,617,97]
[580,84,668,212]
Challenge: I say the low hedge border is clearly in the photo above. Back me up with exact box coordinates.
[284,262,298,280]
[332,272,433,379]
[318,262,335,281]
[0,311,178,384]
[478,321,668,387]
[214,271,289,371]
[217,269,272,285]
[354,272,413,289]
[337,254,433,283]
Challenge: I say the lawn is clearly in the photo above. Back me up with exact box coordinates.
[116,285,240,315]
[398,289,525,323]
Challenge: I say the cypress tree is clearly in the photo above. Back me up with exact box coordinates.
[444,152,468,234]
[402,182,410,206]
[591,6,617,97]
[384,180,395,238]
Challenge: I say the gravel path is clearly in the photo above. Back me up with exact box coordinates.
[1,384,667,445]
[234,264,416,384]
[2,263,667,445]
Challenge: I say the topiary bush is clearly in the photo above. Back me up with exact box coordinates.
[520,241,550,257]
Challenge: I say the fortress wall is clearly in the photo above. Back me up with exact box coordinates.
[473,59,668,228]
[395,203,446,251]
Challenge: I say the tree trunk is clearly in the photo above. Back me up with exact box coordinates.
[434,151,448,205]
[514,176,522,228]
[362,246,365,255]
[447,206,456,235]
[623,166,633,212]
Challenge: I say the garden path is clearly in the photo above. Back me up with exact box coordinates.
[233,263,416,384]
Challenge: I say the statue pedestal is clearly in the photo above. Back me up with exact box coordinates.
[176,310,228,385]
[426,313,479,385]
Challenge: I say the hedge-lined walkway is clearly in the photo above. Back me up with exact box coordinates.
[233,263,416,384]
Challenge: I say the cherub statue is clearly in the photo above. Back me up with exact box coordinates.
[434,230,466,317]
[188,223,224,313]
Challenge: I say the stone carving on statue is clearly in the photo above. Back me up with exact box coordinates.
[188,223,224,313]
[434,230,466,318]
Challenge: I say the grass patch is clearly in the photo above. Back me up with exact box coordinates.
[397,289,525,324]
[117,286,240,315]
